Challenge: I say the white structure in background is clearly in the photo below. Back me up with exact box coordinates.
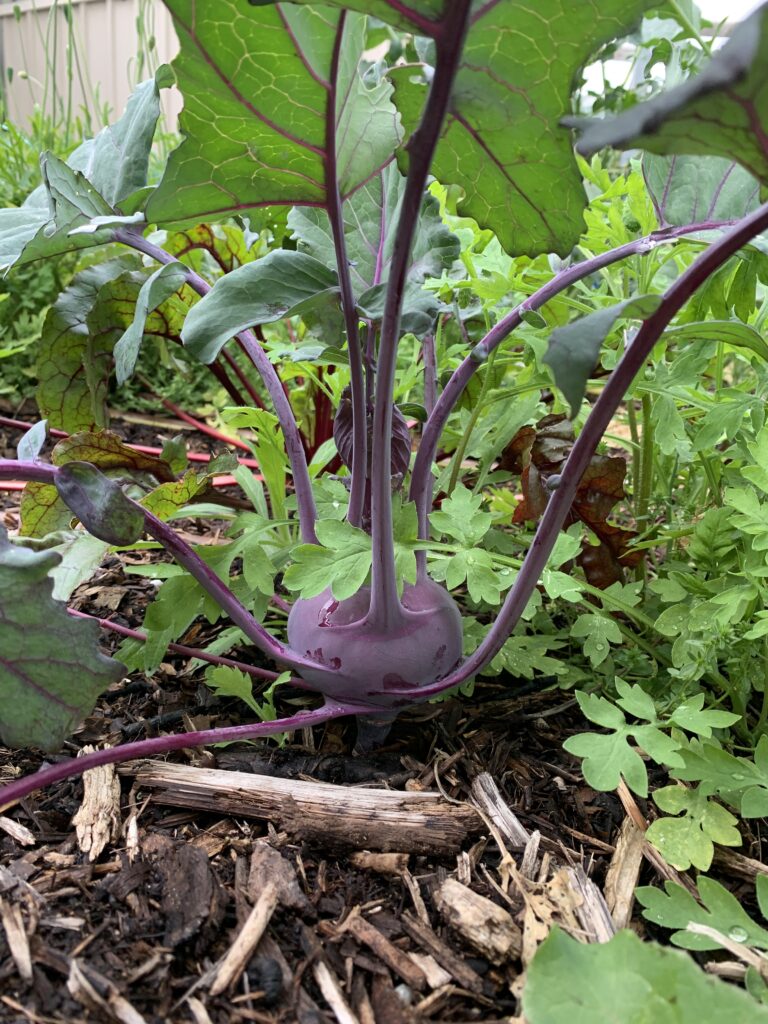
[0,0,179,130]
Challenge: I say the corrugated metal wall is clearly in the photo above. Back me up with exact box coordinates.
[0,0,179,130]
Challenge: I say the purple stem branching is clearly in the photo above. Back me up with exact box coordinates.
[326,14,368,529]
[66,608,298,684]
[410,218,739,541]
[389,202,768,700]
[0,459,335,680]
[112,228,318,543]
[367,0,472,628]
[0,699,376,808]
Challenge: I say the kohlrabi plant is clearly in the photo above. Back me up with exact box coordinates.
[2,0,768,807]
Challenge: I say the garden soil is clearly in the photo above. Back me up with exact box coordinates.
[1,410,765,1023]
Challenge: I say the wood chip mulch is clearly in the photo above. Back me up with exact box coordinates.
[2,407,767,1023]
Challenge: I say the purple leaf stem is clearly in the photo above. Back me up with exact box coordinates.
[367,0,473,629]
[422,332,438,417]
[0,699,375,808]
[410,218,739,540]
[220,347,267,411]
[207,358,248,407]
[0,459,336,680]
[326,14,367,529]
[390,202,768,700]
[112,228,318,544]
[66,608,297,684]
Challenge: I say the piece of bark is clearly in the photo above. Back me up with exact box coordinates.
[248,840,310,912]
[142,833,224,947]
[604,817,645,929]
[121,761,481,853]
[434,878,521,964]
[470,774,529,846]
[72,746,122,861]
[400,911,483,994]
[342,909,427,992]
[370,973,410,1024]
[0,816,35,847]
[349,852,410,875]
[407,952,451,989]
[714,847,768,881]
[257,934,324,1024]
[0,897,32,983]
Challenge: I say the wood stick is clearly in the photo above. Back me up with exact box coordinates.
[209,882,279,997]
[120,761,481,853]
[400,911,483,994]
[342,909,427,991]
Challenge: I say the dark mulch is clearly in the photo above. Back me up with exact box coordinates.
[1,407,766,1023]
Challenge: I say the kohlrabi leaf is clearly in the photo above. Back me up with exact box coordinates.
[0,74,167,272]
[570,3,768,187]
[332,387,411,481]
[637,876,768,952]
[288,162,459,300]
[544,295,662,416]
[55,463,145,546]
[356,281,442,336]
[113,261,189,383]
[147,4,400,225]
[643,154,761,227]
[387,0,654,257]
[523,927,768,1024]
[181,251,339,363]
[0,526,123,751]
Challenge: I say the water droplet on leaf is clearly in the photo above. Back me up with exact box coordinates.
[728,926,748,942]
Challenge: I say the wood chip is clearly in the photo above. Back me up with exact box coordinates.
[312,960,359,1024]
[122,760,481,853]
[0,816,35,847]
[563,866,615,943]
[400,911,484,994]
[210,842,306,997]
[407,952,452,989]
[349,851,410,875]
[142,833,224,947]
[342,908,427,991]
[604,817,645,929]
[434,877,521,964]
[470,773,529,846]
[0,897,32,982]
[209,881,279,997]
[67,960,147,1024]
[72,746,122,861]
